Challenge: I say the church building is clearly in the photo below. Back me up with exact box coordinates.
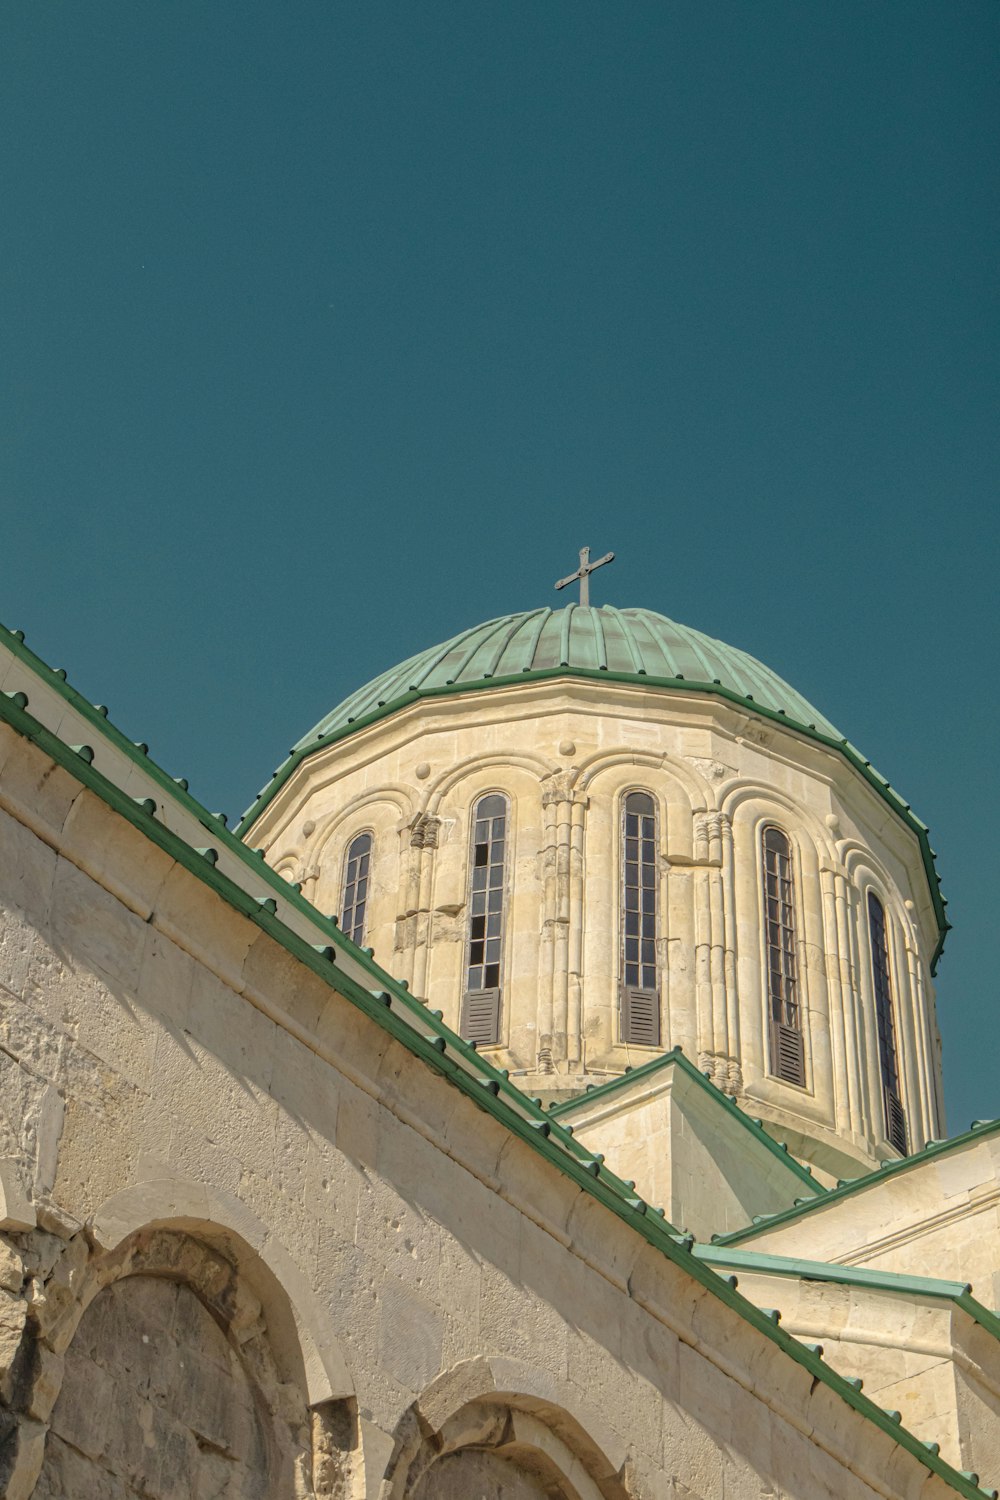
[0,560,997,1499]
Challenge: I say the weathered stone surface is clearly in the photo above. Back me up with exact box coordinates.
[38,1275,275,1500]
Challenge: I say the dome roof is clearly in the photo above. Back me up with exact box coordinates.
[296,605,841,747]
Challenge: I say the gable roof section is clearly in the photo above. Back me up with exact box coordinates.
[711,1118,1000,1249]
[0,618,989,1498]
[549,1046,826,1201]
[696,1245,1000,1348]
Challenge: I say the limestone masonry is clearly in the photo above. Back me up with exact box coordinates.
[0,603,995,1499]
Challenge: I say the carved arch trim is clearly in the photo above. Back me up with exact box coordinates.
[378,1357,631,1500]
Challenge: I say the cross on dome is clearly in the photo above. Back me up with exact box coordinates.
[554,545,615,606]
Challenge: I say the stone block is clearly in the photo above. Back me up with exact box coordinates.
[50,1345,114,1458]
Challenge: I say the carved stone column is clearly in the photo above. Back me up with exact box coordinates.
[695,811,740,1094]
[538,771,584,1073]
[405,813,441,1000]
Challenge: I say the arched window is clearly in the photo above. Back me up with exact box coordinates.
[868,892,907,1154]
[460,793,508,1046]
[762,827,805,1085]
[340,832,372,946]
[619,791,660,1046]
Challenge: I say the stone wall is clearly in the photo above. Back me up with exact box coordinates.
[36,1274,272,1500]
[0,710,972,1499]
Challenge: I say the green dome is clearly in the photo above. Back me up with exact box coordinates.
[295,605,841,746]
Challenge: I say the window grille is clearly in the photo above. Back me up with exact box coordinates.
[868,892,907,1154]
[340,832,372,946]
[461,793,507,1046]
[762,827,805,1086]
[620,791,660,1046]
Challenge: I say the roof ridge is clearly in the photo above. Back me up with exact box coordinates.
[549,1047,825,1197]
[712,1118,1000,1247]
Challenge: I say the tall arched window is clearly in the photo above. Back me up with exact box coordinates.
[868,892,907,1153]
[762,827,805,1085]
[619,791,660,1046]
[460,793,508,1045]
[340,832,372,946]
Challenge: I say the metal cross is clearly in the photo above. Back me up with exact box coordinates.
[554,546,615,607]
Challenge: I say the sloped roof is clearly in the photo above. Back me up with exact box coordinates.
[298,605,841,743]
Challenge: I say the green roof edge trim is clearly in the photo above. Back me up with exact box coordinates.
[548,1046,825,1197]
[713,1116,1000,1248]
[234,665,949,972]
[0,683,988,1497]
[696,1245,1000,1348]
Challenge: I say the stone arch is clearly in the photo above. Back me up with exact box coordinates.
[379,1358,630,1500]
[425,764,545,1045]
[305,790,415,962]
[424,751,553,815]
[6,1219,350,1500]
[89,1176,352,1403]
[719,778,837,859]
[577,745,710,806]
[577,751,709,865]
[842,845,927,1153]
[310,786,415,869]
[723,783,833,1103]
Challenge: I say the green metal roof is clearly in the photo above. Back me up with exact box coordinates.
[549,1045,825,1198]
[297,605,842,744]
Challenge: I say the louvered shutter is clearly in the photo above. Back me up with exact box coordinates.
[770,1021,805,1087]
[885,1091,908,1154]
[460,989,501,1046]
[620,987,660,1047]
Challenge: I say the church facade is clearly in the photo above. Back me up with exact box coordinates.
[0,596,997,1500]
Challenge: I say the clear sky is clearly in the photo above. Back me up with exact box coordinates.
[2,3,997,1132]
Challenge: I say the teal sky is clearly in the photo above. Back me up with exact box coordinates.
[2,4,997,1132]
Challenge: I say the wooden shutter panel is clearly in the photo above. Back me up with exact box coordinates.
[770,1021,805,1087]
[885,1091,908,1154]
[460,988,501,1046]
[620,987,660,1048]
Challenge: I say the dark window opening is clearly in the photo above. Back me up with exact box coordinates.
[620,791,660,1046]
[868,892,907,1154]
[341,832,373,947]
[762,827,805,1086]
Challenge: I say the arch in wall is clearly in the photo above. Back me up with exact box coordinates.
[839,844,931,1152]
[309,785,415,868]
[425,751,553,814]
[379,1357,630,1500]
[577,747,710,810]
[719,779,837,860]
[7,1201,360,1500]
[722,784,833,1101]
[90,1175,353,1403]
[580,752,709,868]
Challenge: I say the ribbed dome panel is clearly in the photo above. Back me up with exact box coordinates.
[295,606,840,748]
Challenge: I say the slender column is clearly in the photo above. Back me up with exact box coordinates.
[537,792,559,1071]
[708,828,728,1058]
[553,793,572,1063]
[567,797,586,1066]
[905,936,935,1146]
[408,816,440,1001]
[820,866,852,1135]
[834,870,866,1135]
[694,813,714,1066]
[720,814,740,1092]
[846,881,877,1141]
